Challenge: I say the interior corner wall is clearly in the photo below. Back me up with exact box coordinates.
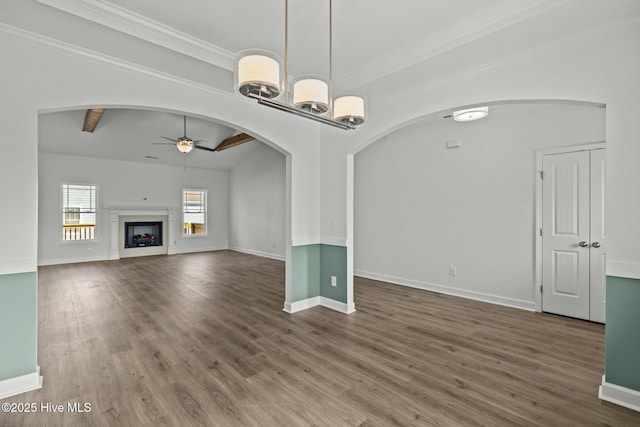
[354,103,605,308]
[228,143,286,260]
[319,244,347,303]
[290,243,347,304]
[38,152,229,265]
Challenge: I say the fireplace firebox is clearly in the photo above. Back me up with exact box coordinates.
[124,221,163,248]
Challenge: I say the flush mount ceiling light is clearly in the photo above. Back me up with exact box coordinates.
[235,0,365,130]
[453,106,489,122]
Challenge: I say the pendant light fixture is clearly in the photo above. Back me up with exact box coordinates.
[235,0,365,130]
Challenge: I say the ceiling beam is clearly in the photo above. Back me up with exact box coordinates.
[214,133,254,151]
[82,108,105,133]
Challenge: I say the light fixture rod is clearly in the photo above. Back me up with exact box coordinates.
[251,93,355,130]
[284,0,289,102]
[329,0,333,102]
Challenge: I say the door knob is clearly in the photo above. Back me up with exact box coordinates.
[592,241,601,248]
[578,241,589,247]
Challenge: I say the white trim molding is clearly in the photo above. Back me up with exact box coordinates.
[0,366,43,400]
[283,296,355,314]
[229,246,285,262]
[0,23,235,100]
[355,270,536,312]
[320,238,348,247]
[283,297,320,314]
[339,0,572,89]
[0,259,38,276]
[38,255,108,267]
[319,297,356,314]
[599,375,640,413]
[35,0,234,70]
[607,261,640,281]
[291,237,321,247]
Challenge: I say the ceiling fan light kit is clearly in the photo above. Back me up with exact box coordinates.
[235,0,365,130]
[154,115,214,153]
[176,138,194,153]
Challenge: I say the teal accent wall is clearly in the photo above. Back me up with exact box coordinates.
[319,245,347,303]
[605,275,640,391]
[0,272,38,381]
[291,244,347,304]
[291,245,320,301]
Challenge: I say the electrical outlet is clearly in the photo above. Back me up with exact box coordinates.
[449,266,457,277]
[331,276,337,287]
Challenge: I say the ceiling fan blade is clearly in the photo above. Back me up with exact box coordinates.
[193,144,216,152]
[161,136,177,142]
[214,133,255,151]
[152,142,175,145]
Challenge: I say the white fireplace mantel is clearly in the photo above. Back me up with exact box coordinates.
[109,209,177,260]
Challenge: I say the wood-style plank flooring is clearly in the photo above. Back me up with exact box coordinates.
[2,250,639,426]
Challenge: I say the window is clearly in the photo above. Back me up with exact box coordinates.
[183,189,206,235]
[62,184,97,241]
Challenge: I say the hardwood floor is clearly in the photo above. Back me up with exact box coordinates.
[2,250,639,426]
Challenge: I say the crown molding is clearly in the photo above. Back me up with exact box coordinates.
[0,23,235,101]
[381,14,640,104]
[36,0,234,71]
[339,0,572,90]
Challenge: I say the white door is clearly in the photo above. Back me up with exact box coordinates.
[588,149,606,323]
[541,148,606,322]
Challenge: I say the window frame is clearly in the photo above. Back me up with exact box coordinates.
[182,188,207,237]
[61,183,98,243]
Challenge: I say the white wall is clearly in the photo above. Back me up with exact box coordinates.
[354,103,605,308]
[38,152,229,265]
[229,143,286,260]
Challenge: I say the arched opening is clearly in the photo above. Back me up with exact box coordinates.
[349,100,605,311]
[37,105,291,302]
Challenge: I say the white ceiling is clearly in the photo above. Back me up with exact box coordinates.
[33,0,640,169]
[38,109,260,171]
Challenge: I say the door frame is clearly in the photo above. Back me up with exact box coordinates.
[534,142,605,312]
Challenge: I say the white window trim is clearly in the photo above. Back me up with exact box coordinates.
[182,188,207,237]
[60,182,99,244]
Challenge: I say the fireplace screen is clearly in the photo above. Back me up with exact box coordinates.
[124,221,163,248]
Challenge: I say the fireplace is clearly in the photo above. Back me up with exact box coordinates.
[109,210,175,260]
[124,221,163,248]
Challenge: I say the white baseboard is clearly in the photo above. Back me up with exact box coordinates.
[284,296,321,313]
[38,255,109,266]
[173,245,229,255]
[283,296,355,314]
[599,375,640,412]
[229,246,285,261]
[38,246,231,266]
[354,270,536,312]
[319,297,356,314]
[0,366,43,400]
